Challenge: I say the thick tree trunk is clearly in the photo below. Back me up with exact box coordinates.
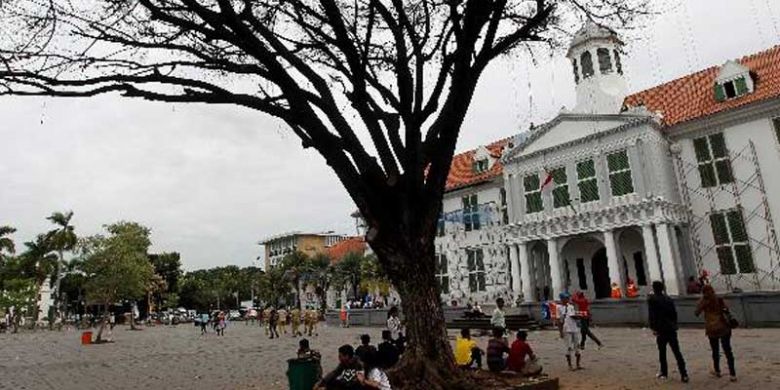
[378,247,472,390]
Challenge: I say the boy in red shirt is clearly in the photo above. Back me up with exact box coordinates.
[572,291,603,350]
[507,330,539,375]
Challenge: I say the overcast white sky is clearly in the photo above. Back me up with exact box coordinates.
[2,0,779,271]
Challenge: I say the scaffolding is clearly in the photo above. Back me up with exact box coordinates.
[675,140,780,291]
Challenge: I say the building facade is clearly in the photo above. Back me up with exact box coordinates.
[260,231,347,270]
[435,22,780,305]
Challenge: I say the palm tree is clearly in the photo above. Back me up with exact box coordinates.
[304,253,333,311]
[46,211,77,319]
[279,251,311,309]
[0,225,16,265]
[20,234,58,325]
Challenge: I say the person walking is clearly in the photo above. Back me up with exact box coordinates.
[571,291,603,350]
[278,307,289,335]
[556,293,582,371]
[199,312,209,335]
[695,285,737,381]
[268,307,279,339]
[648,281,689,383]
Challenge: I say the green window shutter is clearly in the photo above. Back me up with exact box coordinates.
[579,179,600,203]
[710,213,730,245]
[727,210,748,241]
[717,247,737,275]
[577,160,595,179]
[693,137,711,162]
[554,186,571,208]
[524,174,539,192]
[715,160,734,184]
[607,151,629,172]
[552,167,567,184]
[709,133,728,158]
[609,171,634,196]
[734,76,748,95]
[526,193,543,213]
[734,244,755,273]
[698,164,717,188]
[773,117,780,144]
[714,83,726,102]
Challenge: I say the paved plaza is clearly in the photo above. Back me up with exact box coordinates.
[0,323,778,389]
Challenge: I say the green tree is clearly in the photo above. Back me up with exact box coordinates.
[332,252,366,302]
[0,277,37,333]
[45,211,78,319]
[278,251,312,309]
[257,266,289,308]
[80,221,155,341]
[0,226,15,265]
[305,253,333,311]
[148,252,183,294]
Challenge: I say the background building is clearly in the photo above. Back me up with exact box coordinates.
[259,231,347,270]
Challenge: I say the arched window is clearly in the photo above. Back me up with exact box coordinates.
[614,49,623,74]
[572,59,580,83]
[580,51,594,78]
[597,48,612,74]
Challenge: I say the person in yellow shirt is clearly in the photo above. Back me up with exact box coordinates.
[454,328,483,369]
[262,307,272,336]
[290,307,302,337]
[306,308,319,337]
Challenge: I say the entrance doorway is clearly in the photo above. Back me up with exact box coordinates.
[591,248,611,299]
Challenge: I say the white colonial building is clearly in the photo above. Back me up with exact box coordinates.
[435,22,780,304]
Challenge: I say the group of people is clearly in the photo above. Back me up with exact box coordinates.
[263,306,320,339]
[196,311,227,336]
[293,309,407,390]
[648,281,738,382]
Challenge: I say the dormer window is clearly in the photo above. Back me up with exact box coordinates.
[473,158,489,174]
[714,60,754,102]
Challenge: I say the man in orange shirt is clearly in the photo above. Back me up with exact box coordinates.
[610,282,623,299]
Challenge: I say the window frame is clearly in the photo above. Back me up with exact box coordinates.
[597,48,613,74]
[437,213,445,237]
[576,159,600,203]
[467,248,486,293]
[772,117,780,147]
[580,51,595,79]
[462,194,480,231]
[550,166,571,209]
[606,150,635,197]
[473,158,489,174]
[523,173,543,214]
[435,253,450,294]
[710,208,755,275]
[693,133,734,188]
[499,187,509,225]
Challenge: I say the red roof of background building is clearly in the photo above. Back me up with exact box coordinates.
[445,138,511,192]
[624,45,780,128]
[326,236,367,263]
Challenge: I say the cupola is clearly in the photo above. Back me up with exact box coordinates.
[566,21,628,115]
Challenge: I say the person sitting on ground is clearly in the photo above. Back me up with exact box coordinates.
[315,344,363,390]
[297,338,323,380]
[491,298,506,330]
[454,328,483,369]
[507,330,540,375]
[377,330,400,368]
[394,329,406,355]
[626,278,639,298]
[357,350,392,390]
[386,306,402,340]
[355,334,377,362]
[486,327,511,372]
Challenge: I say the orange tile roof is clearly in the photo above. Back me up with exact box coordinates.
[445,138,511,192]
[624,45,780,128]
[326,236,367,263]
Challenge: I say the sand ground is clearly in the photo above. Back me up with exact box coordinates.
[0,321,778,389]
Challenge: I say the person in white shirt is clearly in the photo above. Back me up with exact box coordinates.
[557,292,582,371]
[386,306,402,340]
[358,350,392,390]
[490,298,507,330]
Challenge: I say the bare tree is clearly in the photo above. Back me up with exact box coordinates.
[0,1,648,387]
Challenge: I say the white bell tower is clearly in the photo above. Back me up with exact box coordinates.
[567,21,628,115]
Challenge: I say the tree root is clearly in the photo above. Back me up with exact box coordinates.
[387,355,476,390]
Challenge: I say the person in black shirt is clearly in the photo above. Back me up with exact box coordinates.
[377,330,399,368]
[648,281,689,383]
[315,345,363,390]
[355,334,377,362]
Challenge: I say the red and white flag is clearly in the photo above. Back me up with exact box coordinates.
[540,170,554,194]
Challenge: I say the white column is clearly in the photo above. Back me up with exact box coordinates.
[657,223,681,296]
[518,242,534,302]
[547,238,563,299]
[641,224,663,285]
[604,229,625,296]
[509,244,522,294]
